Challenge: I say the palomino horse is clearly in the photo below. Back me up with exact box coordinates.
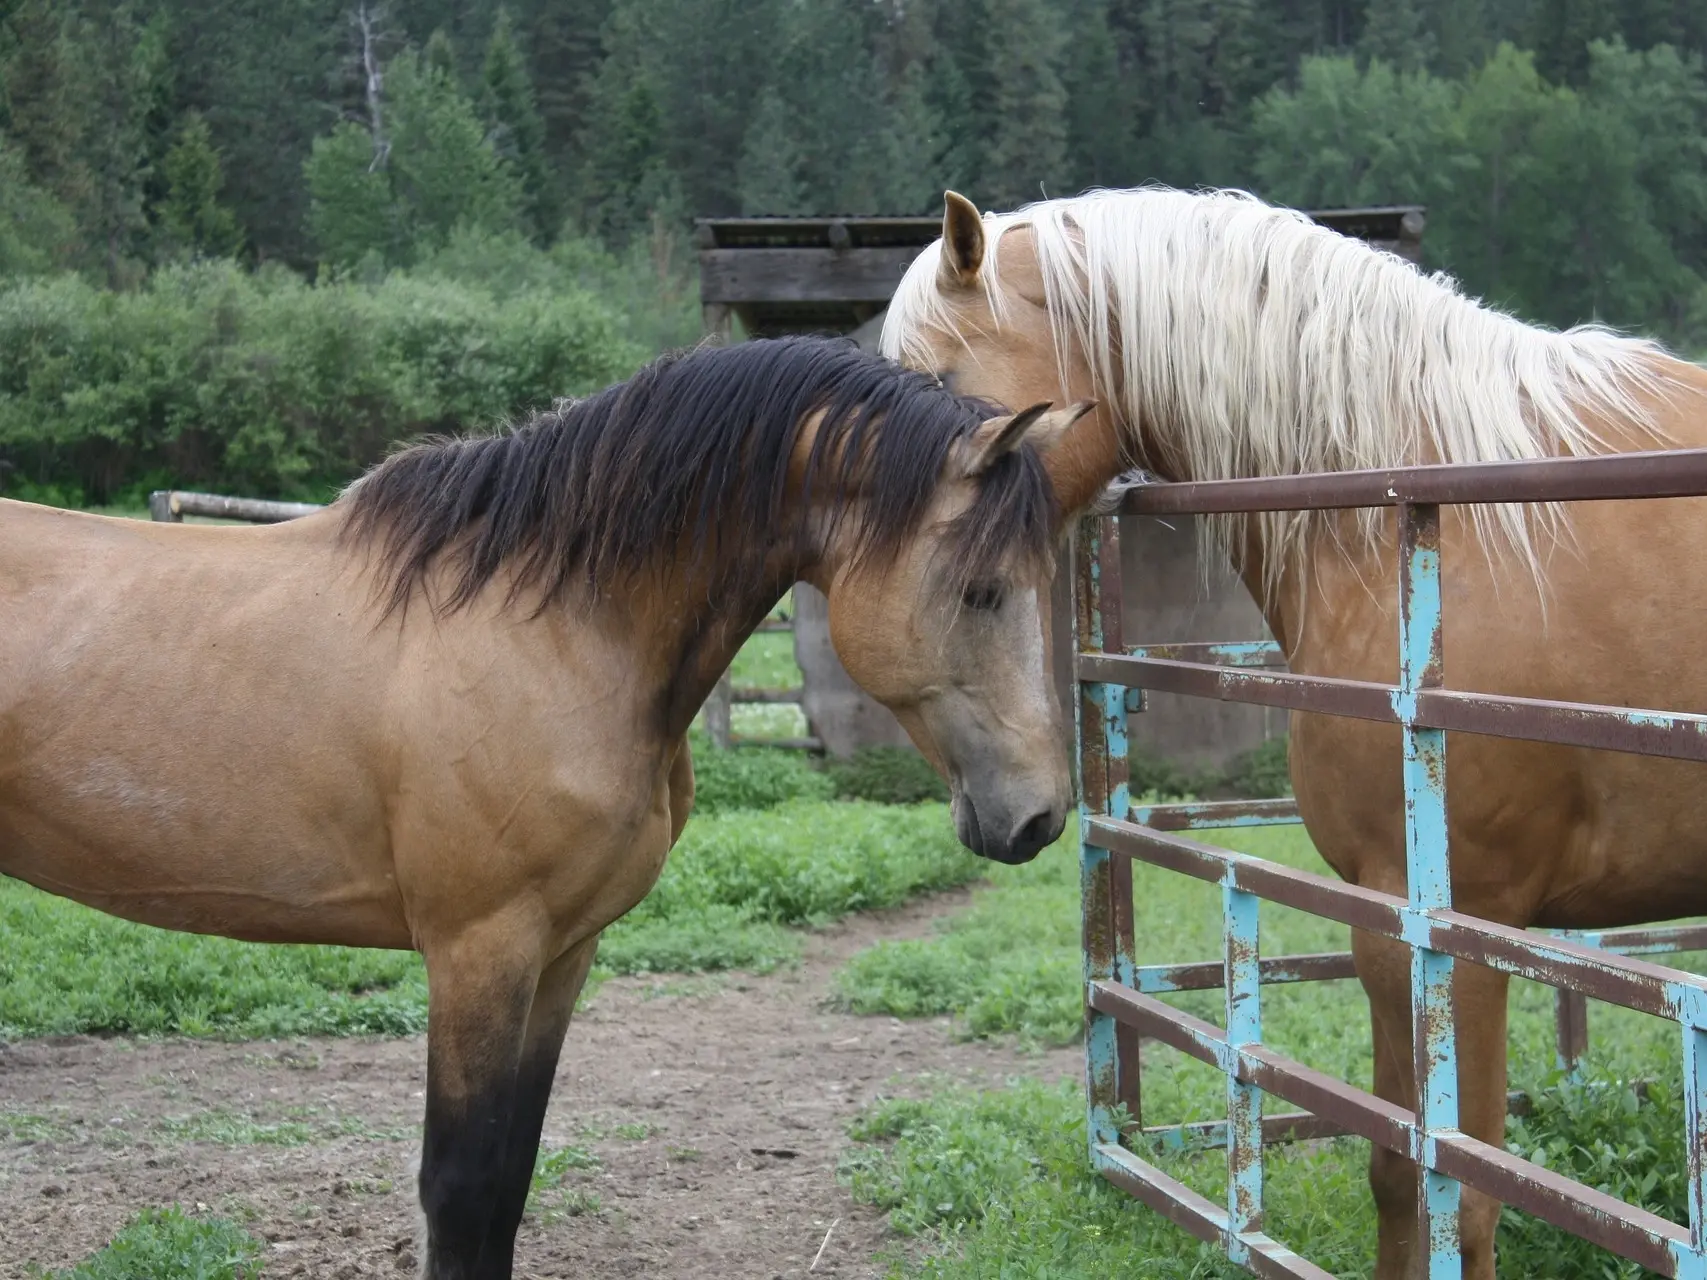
[882,188,1707,1278]
[0,336,1095,1279]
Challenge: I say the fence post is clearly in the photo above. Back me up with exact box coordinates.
[1398,502,1462,1280]
[1076,515,1139,1148]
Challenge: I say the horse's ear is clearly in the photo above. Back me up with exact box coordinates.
[958,401,1096,476]
[939,190,985,287]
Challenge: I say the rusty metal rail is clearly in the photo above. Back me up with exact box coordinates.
[1075,448,1707,1279]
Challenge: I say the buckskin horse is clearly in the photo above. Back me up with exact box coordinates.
[0,335,1097,1279]
[881,188,1707,1278]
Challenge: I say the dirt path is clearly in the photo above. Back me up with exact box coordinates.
[0,890,1079,1279]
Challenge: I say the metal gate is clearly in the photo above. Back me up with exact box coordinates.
[1074,449,1707,1279]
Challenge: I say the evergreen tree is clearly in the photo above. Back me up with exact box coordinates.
[767,0,891,214]
[734,88,805,215]
[73,1,168,285]
[980,0,1070,207]
[1529,0,1620,82]
[575,1,679,241]
[1444,42,1568,309]
[1058,0,1139,188]
[157,113,246,259]
[0,134,77,276]
[1360,0,1438,72]
[305,119,398,268]
[874,60,960,213]
[481,8,557,239]
[423,27,458,79]
[1430,0,1493,75]
[386,48,524,250]
[523,0,610,177]
[1251,54,1464,208]
[1,0,89,222]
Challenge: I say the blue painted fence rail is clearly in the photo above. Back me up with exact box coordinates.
[1075,449,1707,1279]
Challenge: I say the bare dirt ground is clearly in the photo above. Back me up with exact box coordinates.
[0,889,1079,1279]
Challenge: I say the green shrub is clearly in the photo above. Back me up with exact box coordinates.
[633,800,979,932]
[1128,745,1204,801]
[1223,735,1292,798]
[1498,1064,1686,1280]
[38,1206,263,1279]
[686,732,834,815]
[0,261,645,502]
[828,746,950,805]
[1129,734,1292,802]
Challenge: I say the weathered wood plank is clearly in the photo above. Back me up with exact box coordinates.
[699,247,927,305]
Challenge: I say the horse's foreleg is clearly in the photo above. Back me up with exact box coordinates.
[477,934,602,1275]
[417,925,545,1280]
[1355,927,1509,1280]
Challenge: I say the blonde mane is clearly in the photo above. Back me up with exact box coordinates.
[882,186,1669,598]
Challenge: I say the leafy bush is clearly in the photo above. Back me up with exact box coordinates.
[38,1207,263,1280]
[828,746,950,805]
[0,260,644,502]
[686,732,834,815]
[1223,735,1292,798]
[630,801,979,933]
[1129,734,1292,802]
[1498,1066,1686,1280]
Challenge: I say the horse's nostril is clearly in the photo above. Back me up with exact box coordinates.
[1010,809,1063,861]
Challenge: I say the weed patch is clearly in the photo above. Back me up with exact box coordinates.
[31,1206,264,1279]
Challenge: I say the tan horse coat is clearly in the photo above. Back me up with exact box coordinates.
[883,188,1707,1279]
[0,336,1088,1280]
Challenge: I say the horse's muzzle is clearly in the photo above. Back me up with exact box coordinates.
[954,795,1066,864]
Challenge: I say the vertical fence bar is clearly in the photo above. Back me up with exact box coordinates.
[1398,502,1462,1280]
[1686,1024,1707,1258]
[1077,515,1124,1147]
[1224,878,1264,1259]
[1092,517,1141,1128]
[1551,931,1597,1078]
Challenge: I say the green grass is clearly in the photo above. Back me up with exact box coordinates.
[844,1064,1696,1279]
[0,881,430,1039]
[841,1077,1375,1279]
[837,824,1707,1278]
[599,800,981,976]
[32,1207,263,1279]
[726,599,808,740]
[687,729,835,814]
[527,1141,602,1220]
[0,799,979,1039]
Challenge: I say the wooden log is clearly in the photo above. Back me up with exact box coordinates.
[163,491,325,523]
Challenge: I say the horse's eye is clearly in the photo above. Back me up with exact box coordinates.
[962,582,1003,611]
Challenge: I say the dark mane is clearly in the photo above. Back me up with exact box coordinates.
[340,336,1057,616]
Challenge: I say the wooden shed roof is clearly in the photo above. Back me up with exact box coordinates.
[697,205,1426,339]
